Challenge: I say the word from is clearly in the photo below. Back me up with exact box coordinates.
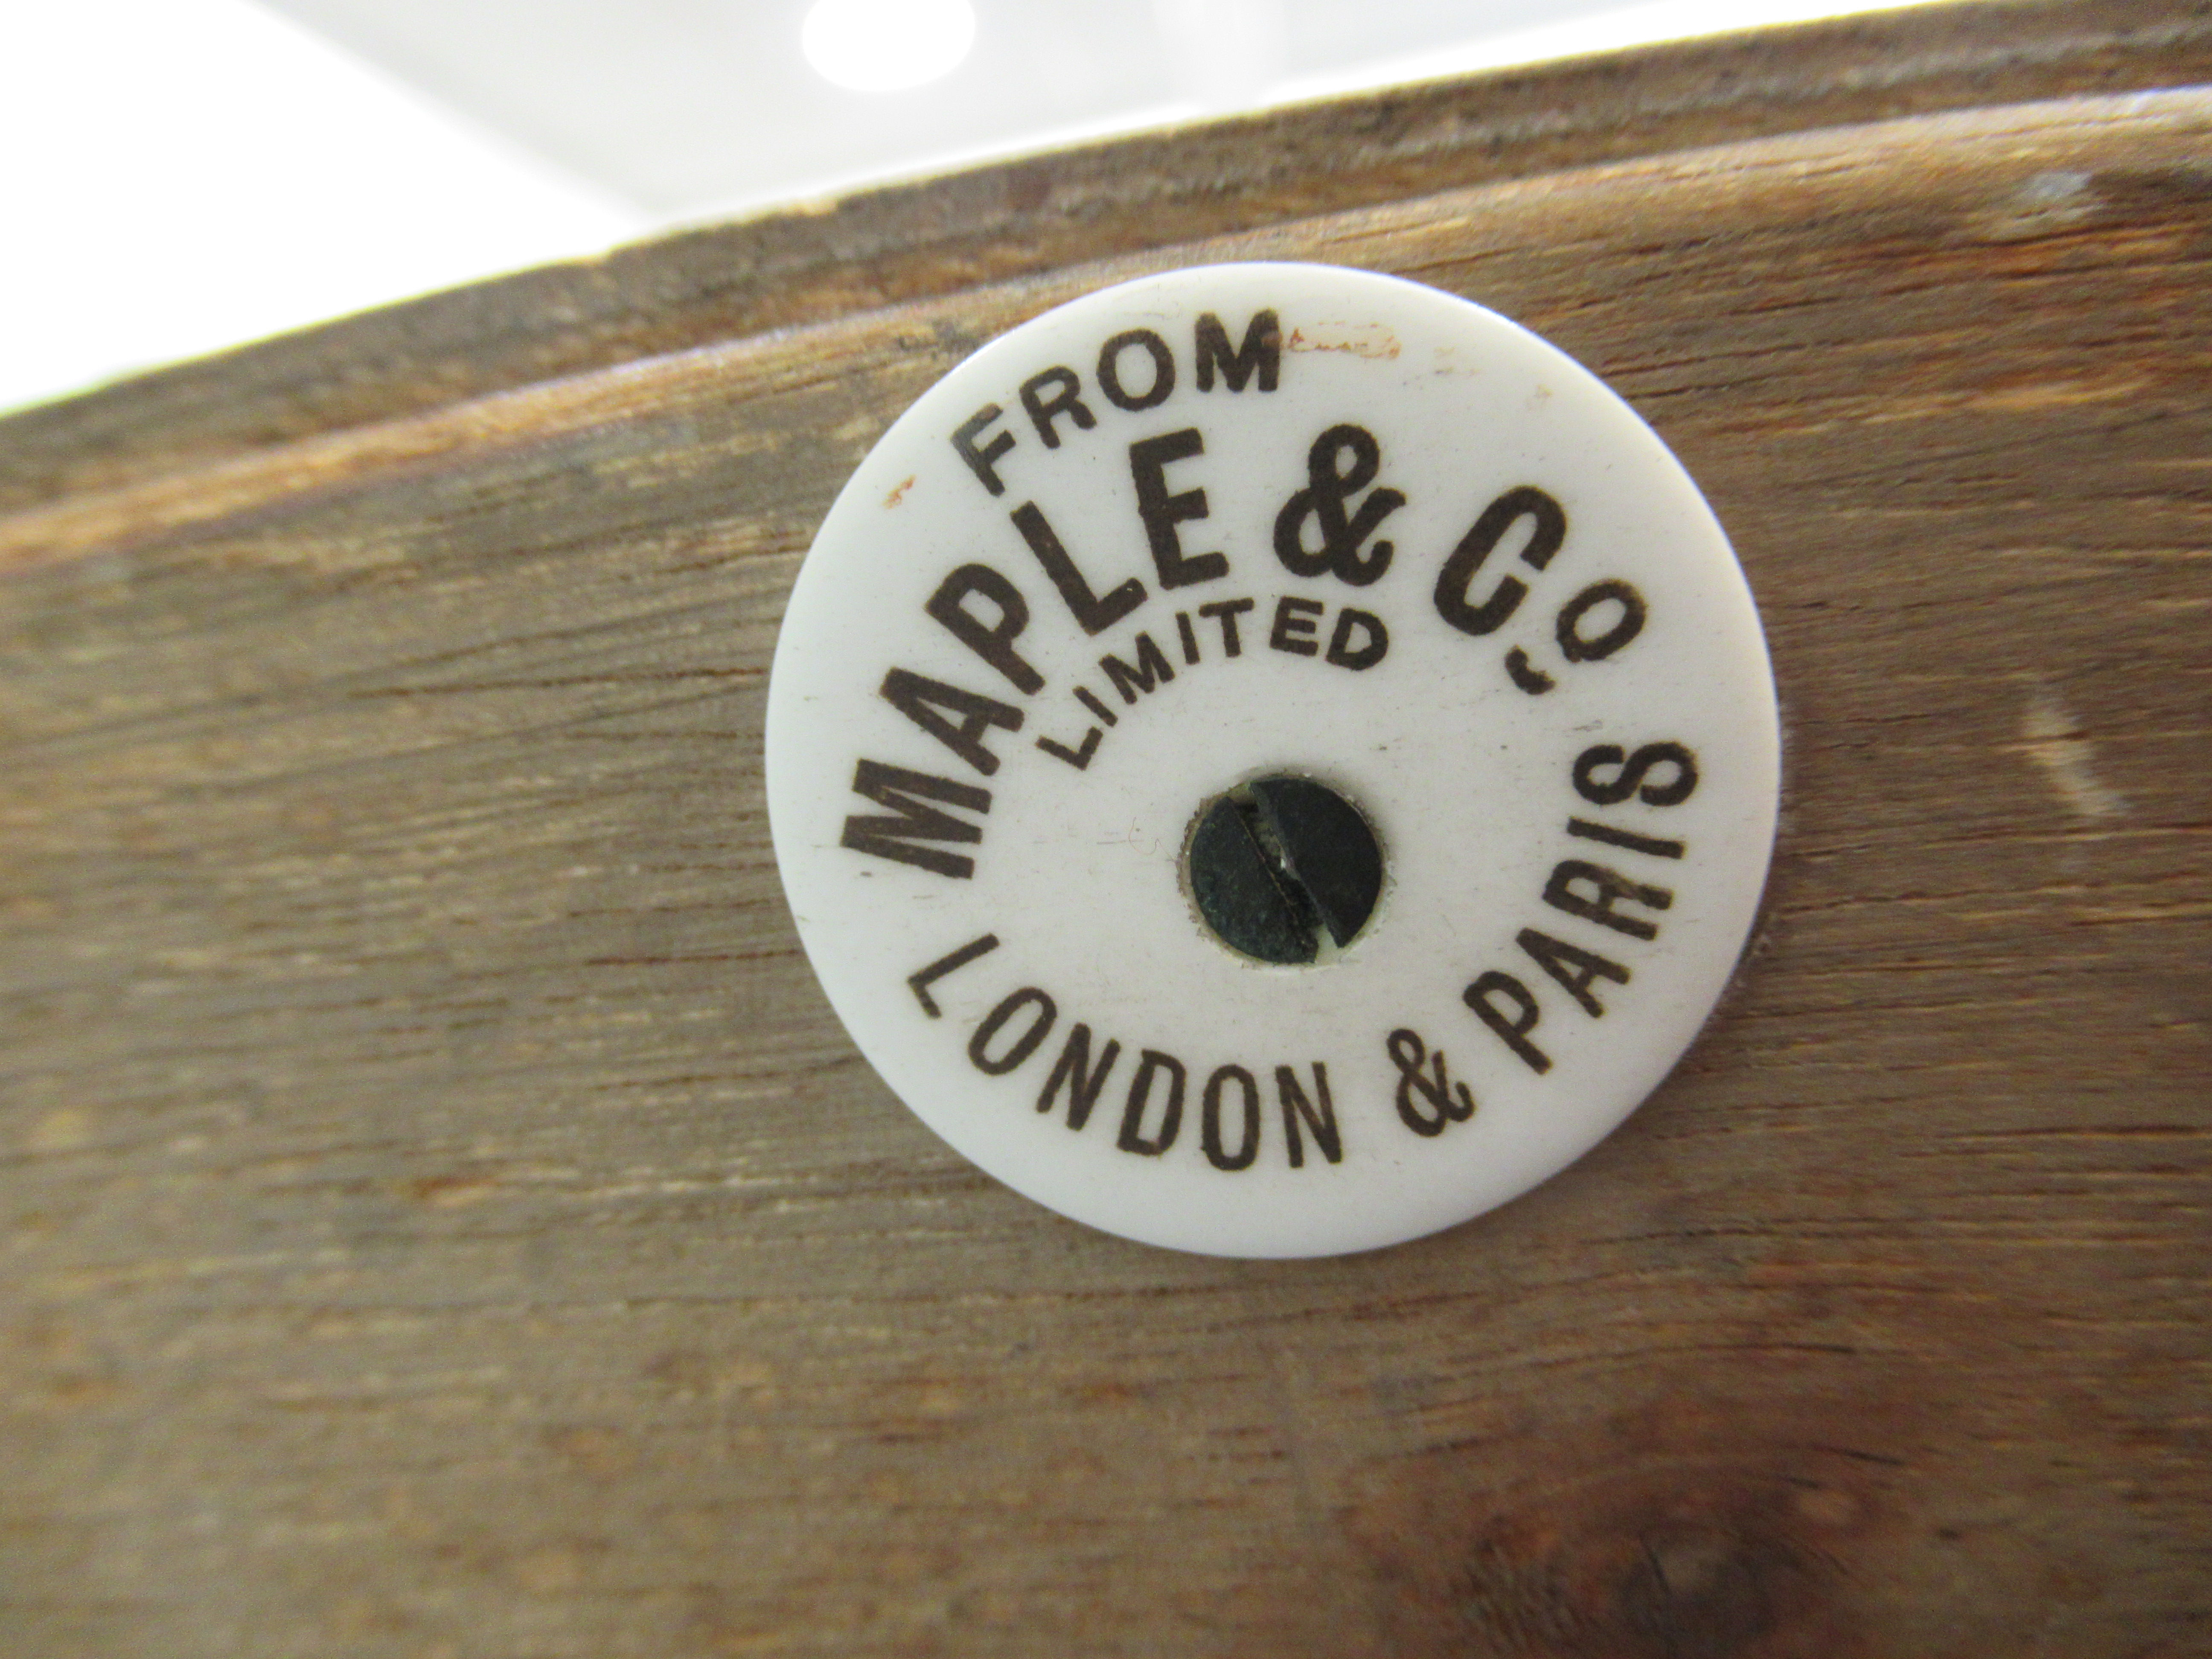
[951,310,1282,500]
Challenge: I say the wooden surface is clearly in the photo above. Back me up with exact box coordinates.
[3,0,2209,512]
[3,6,2209,1655]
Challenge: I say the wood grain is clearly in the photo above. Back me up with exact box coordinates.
[2,23,2209,1659]
[2,0,2209,513]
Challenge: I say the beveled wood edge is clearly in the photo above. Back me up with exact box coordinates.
[3,84,2206,581]
[0,0,2205,512]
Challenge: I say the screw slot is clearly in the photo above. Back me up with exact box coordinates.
[1185,774,1384,965]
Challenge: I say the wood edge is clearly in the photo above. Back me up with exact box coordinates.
[0,0,2205,512]
[5,84,2206,580]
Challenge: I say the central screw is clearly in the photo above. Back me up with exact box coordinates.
[1185,774,1384,965]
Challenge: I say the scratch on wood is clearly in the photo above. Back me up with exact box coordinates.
[2017,682,2129,822]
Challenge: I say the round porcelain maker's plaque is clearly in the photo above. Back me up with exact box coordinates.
[766,263,1778,1257]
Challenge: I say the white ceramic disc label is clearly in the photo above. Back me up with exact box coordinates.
[766,263,1778,1257]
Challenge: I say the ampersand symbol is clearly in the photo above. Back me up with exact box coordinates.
[1274,424,1406,587]
[1387,1028,1478,1138]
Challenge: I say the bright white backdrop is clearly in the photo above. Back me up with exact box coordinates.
[0,0,640,415]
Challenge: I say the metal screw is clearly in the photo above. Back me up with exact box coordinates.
[1186,775,1383,965]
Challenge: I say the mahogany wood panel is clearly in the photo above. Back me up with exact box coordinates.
[1,23,2207,1659]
